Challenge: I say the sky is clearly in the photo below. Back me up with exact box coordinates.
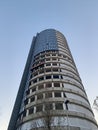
[0,0,98,130]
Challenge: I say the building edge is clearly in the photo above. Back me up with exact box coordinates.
[7,36,37,130]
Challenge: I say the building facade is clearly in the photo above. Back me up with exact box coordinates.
[8,29,98,130]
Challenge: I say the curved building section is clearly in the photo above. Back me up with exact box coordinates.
[8,29,98,130]
[33,29,58,56]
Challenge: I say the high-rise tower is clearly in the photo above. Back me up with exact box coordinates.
[8,29,98,130]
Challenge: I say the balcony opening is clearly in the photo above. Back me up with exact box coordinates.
[36,105,43,112]
[53,75,59,79]
[38,84,44,90]
[29,107,34,114]
[37,94,43,100]
[54,83,60,87]
[45,83,52,88]
[55,103,63,110]
[31,96,35,102]
[45,103,52,110]
[45,92,52,98]
[32,87,36,92]
[39,76,44,81]
[54,92,61,97]
[46,75,51,79]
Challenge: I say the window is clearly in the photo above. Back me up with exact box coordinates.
[55,103,63,110]
[39,69,44,74]
[35,61,39,65]
[45,83,52,88]
[35,57,39,61]
[31,96,35,102]
[52,63,57,66]
[45,92,52,98]
[53,75,59,79]
[46,68,51,72]
[32,87,36,92]
[62,55,66,58]
[33,72,38,76]
[53,68,58,72]
[37,94,43,100]
[45,103,52,110]
[40,59,45,63]
[29,107,34,114]
[36,105,43,112]
[54,92,61,97]
[52,58,57,61]
[38,84,44,90]
[46,54,50,57]
[46,58,50,61]
[58,54,62,57]
[46,63,51,66]
[52,54,56,56]
[26,89,30,95]
[39,64,44,69]
[29,82,31,86]
[23,110,26,117]
[41,55,45,58]
[46,75,51,79]
[54,83,60,87]
[24,99,28,105]
[39,76,44,81]
[34,66,39,70]
[33,79,37,83]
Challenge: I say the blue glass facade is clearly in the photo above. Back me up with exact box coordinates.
[33,29,58,56]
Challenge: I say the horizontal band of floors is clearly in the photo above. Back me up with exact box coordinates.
[30,71,82,86]
[58,46,72,57]
[57,41,68,47]
[33,52,72,64]
[26,87,89,105]
[25,96,92,116]
[32,63,81,82]
[58,49,77,68]
[58,44,70,53]
[58,60,77,72]
[58,47,73,59]
[56,60,77,74]
[32,66,82,82]
[58,45,71,56]
[59,56,74,66]
[29,79,86,95]
[31,64,80,81]
[16,110,97,128]
[32,58,77,72]
[58,50,73,61]
[33,50,66,58]
[60,66,80,80]
[58,51,72,60]
[30,74,84,91]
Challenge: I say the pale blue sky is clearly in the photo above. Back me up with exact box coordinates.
[0,0,98,130]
